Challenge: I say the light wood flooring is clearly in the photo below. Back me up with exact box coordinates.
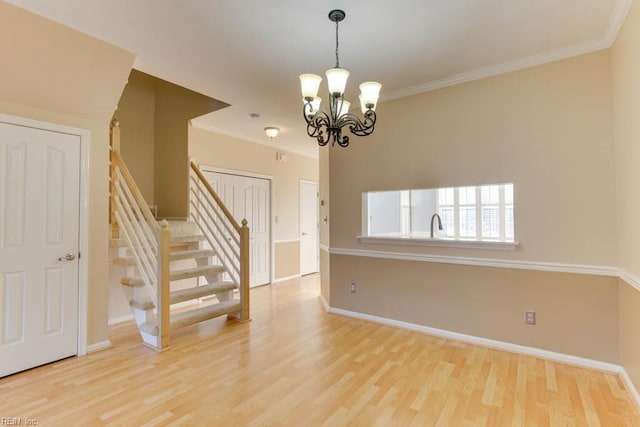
[1,274,639,426]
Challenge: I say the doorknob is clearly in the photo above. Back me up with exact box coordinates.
[58,253,76,261]
[301,232,308,236]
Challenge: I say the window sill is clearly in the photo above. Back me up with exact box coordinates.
[357,235,518,250]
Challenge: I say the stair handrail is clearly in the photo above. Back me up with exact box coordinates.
[189,160,250,322]
[189,162,241,233]
[110,119,171,348]
[111,150,160,235]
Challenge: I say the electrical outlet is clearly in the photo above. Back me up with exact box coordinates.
[524,310,536,325]
[351,282,357,293]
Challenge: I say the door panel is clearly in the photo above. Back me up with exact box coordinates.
[1,272,25,346]
[44,267,64,335]
[45,146,66,244]
[3,143,26,248]
[0,122,80,378]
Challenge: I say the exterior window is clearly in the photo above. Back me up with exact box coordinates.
[436,184,514,241]
[364,183,515,243]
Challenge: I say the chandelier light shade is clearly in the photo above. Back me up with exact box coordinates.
[299,74,322,99]
[300,9,381,147]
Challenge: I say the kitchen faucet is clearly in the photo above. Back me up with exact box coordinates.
[430,213,443,238]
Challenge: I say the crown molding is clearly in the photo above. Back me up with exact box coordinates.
[605,0,634,45]
[383,39,609,101]
[384,0,632,102]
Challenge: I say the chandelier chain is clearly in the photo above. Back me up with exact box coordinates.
[335,18,340,68]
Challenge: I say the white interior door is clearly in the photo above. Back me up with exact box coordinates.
[299,181,319,276]
[203,171,271,287]
[0,122,80,378]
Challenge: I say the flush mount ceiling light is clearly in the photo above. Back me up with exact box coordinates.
[300,9,381,148]
[264,127,279,139]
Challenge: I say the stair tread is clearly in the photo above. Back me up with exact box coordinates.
[170,234,206,244]
[171,300,242,330]
[170,249,215,260]
[110,233,205,248]
[171,265,225,281]
[171,281,237,304]
[130,281,237,309]
[139,299,242,336]
[121,265,226,287]
[113,249,215,266]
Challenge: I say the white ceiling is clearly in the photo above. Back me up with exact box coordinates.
[5,0,632,158]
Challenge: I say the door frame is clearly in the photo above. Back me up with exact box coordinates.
[299,180,319,275]
[199,165,274,284]
[0,113,90,356]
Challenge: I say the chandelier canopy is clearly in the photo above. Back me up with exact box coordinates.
[299,9,382,147]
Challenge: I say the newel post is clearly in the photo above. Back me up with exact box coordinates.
[239,219,251,322]
[157,219,171,349]
[109,119,121,239]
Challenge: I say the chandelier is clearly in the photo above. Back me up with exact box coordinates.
[299,9,382,147]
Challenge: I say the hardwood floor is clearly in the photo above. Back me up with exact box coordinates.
[1,274,638,426]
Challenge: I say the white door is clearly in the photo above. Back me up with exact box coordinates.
[0,123,80,378]
[204,171,271,287]
[299,181,319,276]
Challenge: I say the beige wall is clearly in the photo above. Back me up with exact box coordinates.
[114,70,227,217]
[320,249,330,304]
[189,127,319,279]
[0,2,134,345]
[154,82,226,218]
[612,0,640,280]
[328,50,620,362]
[330,50,616,266]
[619,280,640,392]
[275,241,300,279]
[611,0,640,393]
[331,256,619,363]
[319,147,330,247]
[115,70,156,204]
[319,146,331,302]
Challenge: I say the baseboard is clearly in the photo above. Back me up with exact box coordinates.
[273,274,301,284]
[108,314,134,325]
[274,239,300,244]
[319,294,329,312]
[328,306,622,373]
[86,340,113,354]
[621,369,640,410]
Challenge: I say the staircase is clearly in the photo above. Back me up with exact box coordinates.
[109,119,250,351]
